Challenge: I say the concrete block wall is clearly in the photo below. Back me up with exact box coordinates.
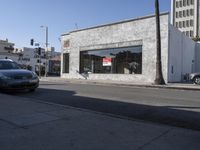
[61,13,170,83]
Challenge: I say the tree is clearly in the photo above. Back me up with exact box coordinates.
[154,0,165,85]
[192,36,200,42]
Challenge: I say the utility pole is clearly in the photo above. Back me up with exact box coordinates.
[38,47,41,79]
[154,0,165,85]
[41,26,49,77]
[45,26,48,77]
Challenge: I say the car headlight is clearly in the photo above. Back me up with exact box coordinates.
[0,73,12,80]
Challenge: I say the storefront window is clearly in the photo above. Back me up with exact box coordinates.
[63,53,69,73]
[80,46,142,74]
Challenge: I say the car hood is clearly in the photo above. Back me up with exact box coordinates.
[0,69,34,79]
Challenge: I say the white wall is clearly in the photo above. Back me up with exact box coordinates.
[195,43,200,72]
[168,24,196,82]
[0,41,14,53]
[0,46,49,72]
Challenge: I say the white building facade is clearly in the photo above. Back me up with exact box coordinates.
[16,47,47,72]
[0,39,19,61]
[61,13,200,83]
[171,0,200,38]
[0,39,60,75]
[0,39,14,53]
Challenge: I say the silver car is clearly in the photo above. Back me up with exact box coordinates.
[0,59,39,91]
[190,72,200,85]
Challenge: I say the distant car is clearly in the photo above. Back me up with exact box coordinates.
[190,72,200,85]
[0,59,39,91]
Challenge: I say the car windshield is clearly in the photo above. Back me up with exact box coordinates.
[0,61,21,70]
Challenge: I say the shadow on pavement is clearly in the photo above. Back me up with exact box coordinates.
[4,87,200,131]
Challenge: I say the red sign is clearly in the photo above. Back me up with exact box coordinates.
[103,58,112,66]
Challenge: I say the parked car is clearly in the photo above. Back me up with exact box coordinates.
[0,59,39,91]
[190,72,200,85]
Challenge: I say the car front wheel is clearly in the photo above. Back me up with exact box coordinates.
[29,88,36,92]
[193,76,200,85]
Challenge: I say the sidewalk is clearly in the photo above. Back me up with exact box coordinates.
[41,77,200,91]
[0,93,200,150]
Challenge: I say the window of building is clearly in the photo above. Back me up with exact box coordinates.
[186,31,189,36]
[183,0,186,6]
[190,9,194,16]
[176,1,179,7]
[176,12,179,18]
[190,19,194,26]
[176,22,179,27]
[187,0,190,5]
[63,53,69,73]
[80,46,142,74]
[183,10,186,17]
[187,9,190,16]
[190,30,194,37]
[179,21,182,28]
[183,21,186,28]
[179,11,183,18]
[186,20,190,27]
[191,0,194,5]
[179,0,183,7]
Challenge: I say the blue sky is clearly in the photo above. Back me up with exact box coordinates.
[0,0,171,52]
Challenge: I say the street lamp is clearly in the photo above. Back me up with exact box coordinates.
[40,25,49,77]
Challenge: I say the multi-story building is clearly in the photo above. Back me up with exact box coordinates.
[0,39,60,75]
[0,39,19,61]
[14,47,46,73]
[0,39,15,54]
[13,47,60,75]
[47,47,61,58]
[171,0,199,38]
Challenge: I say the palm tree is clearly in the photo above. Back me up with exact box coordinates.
[154,0,165,85]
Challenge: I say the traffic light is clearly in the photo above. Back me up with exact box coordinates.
[38,47,41,55]
[36,47,41,55]
[30,39,34,46]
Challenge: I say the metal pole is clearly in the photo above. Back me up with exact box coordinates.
[46,27,48,48]
[39,48,41,79]
[45,26,48,77]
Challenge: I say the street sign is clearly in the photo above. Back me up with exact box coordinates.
[35,43,40,47]
[103,58,112,66]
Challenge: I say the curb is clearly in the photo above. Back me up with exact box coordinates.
[40,78,200,91]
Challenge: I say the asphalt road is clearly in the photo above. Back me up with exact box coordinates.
[7,81,200,130]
